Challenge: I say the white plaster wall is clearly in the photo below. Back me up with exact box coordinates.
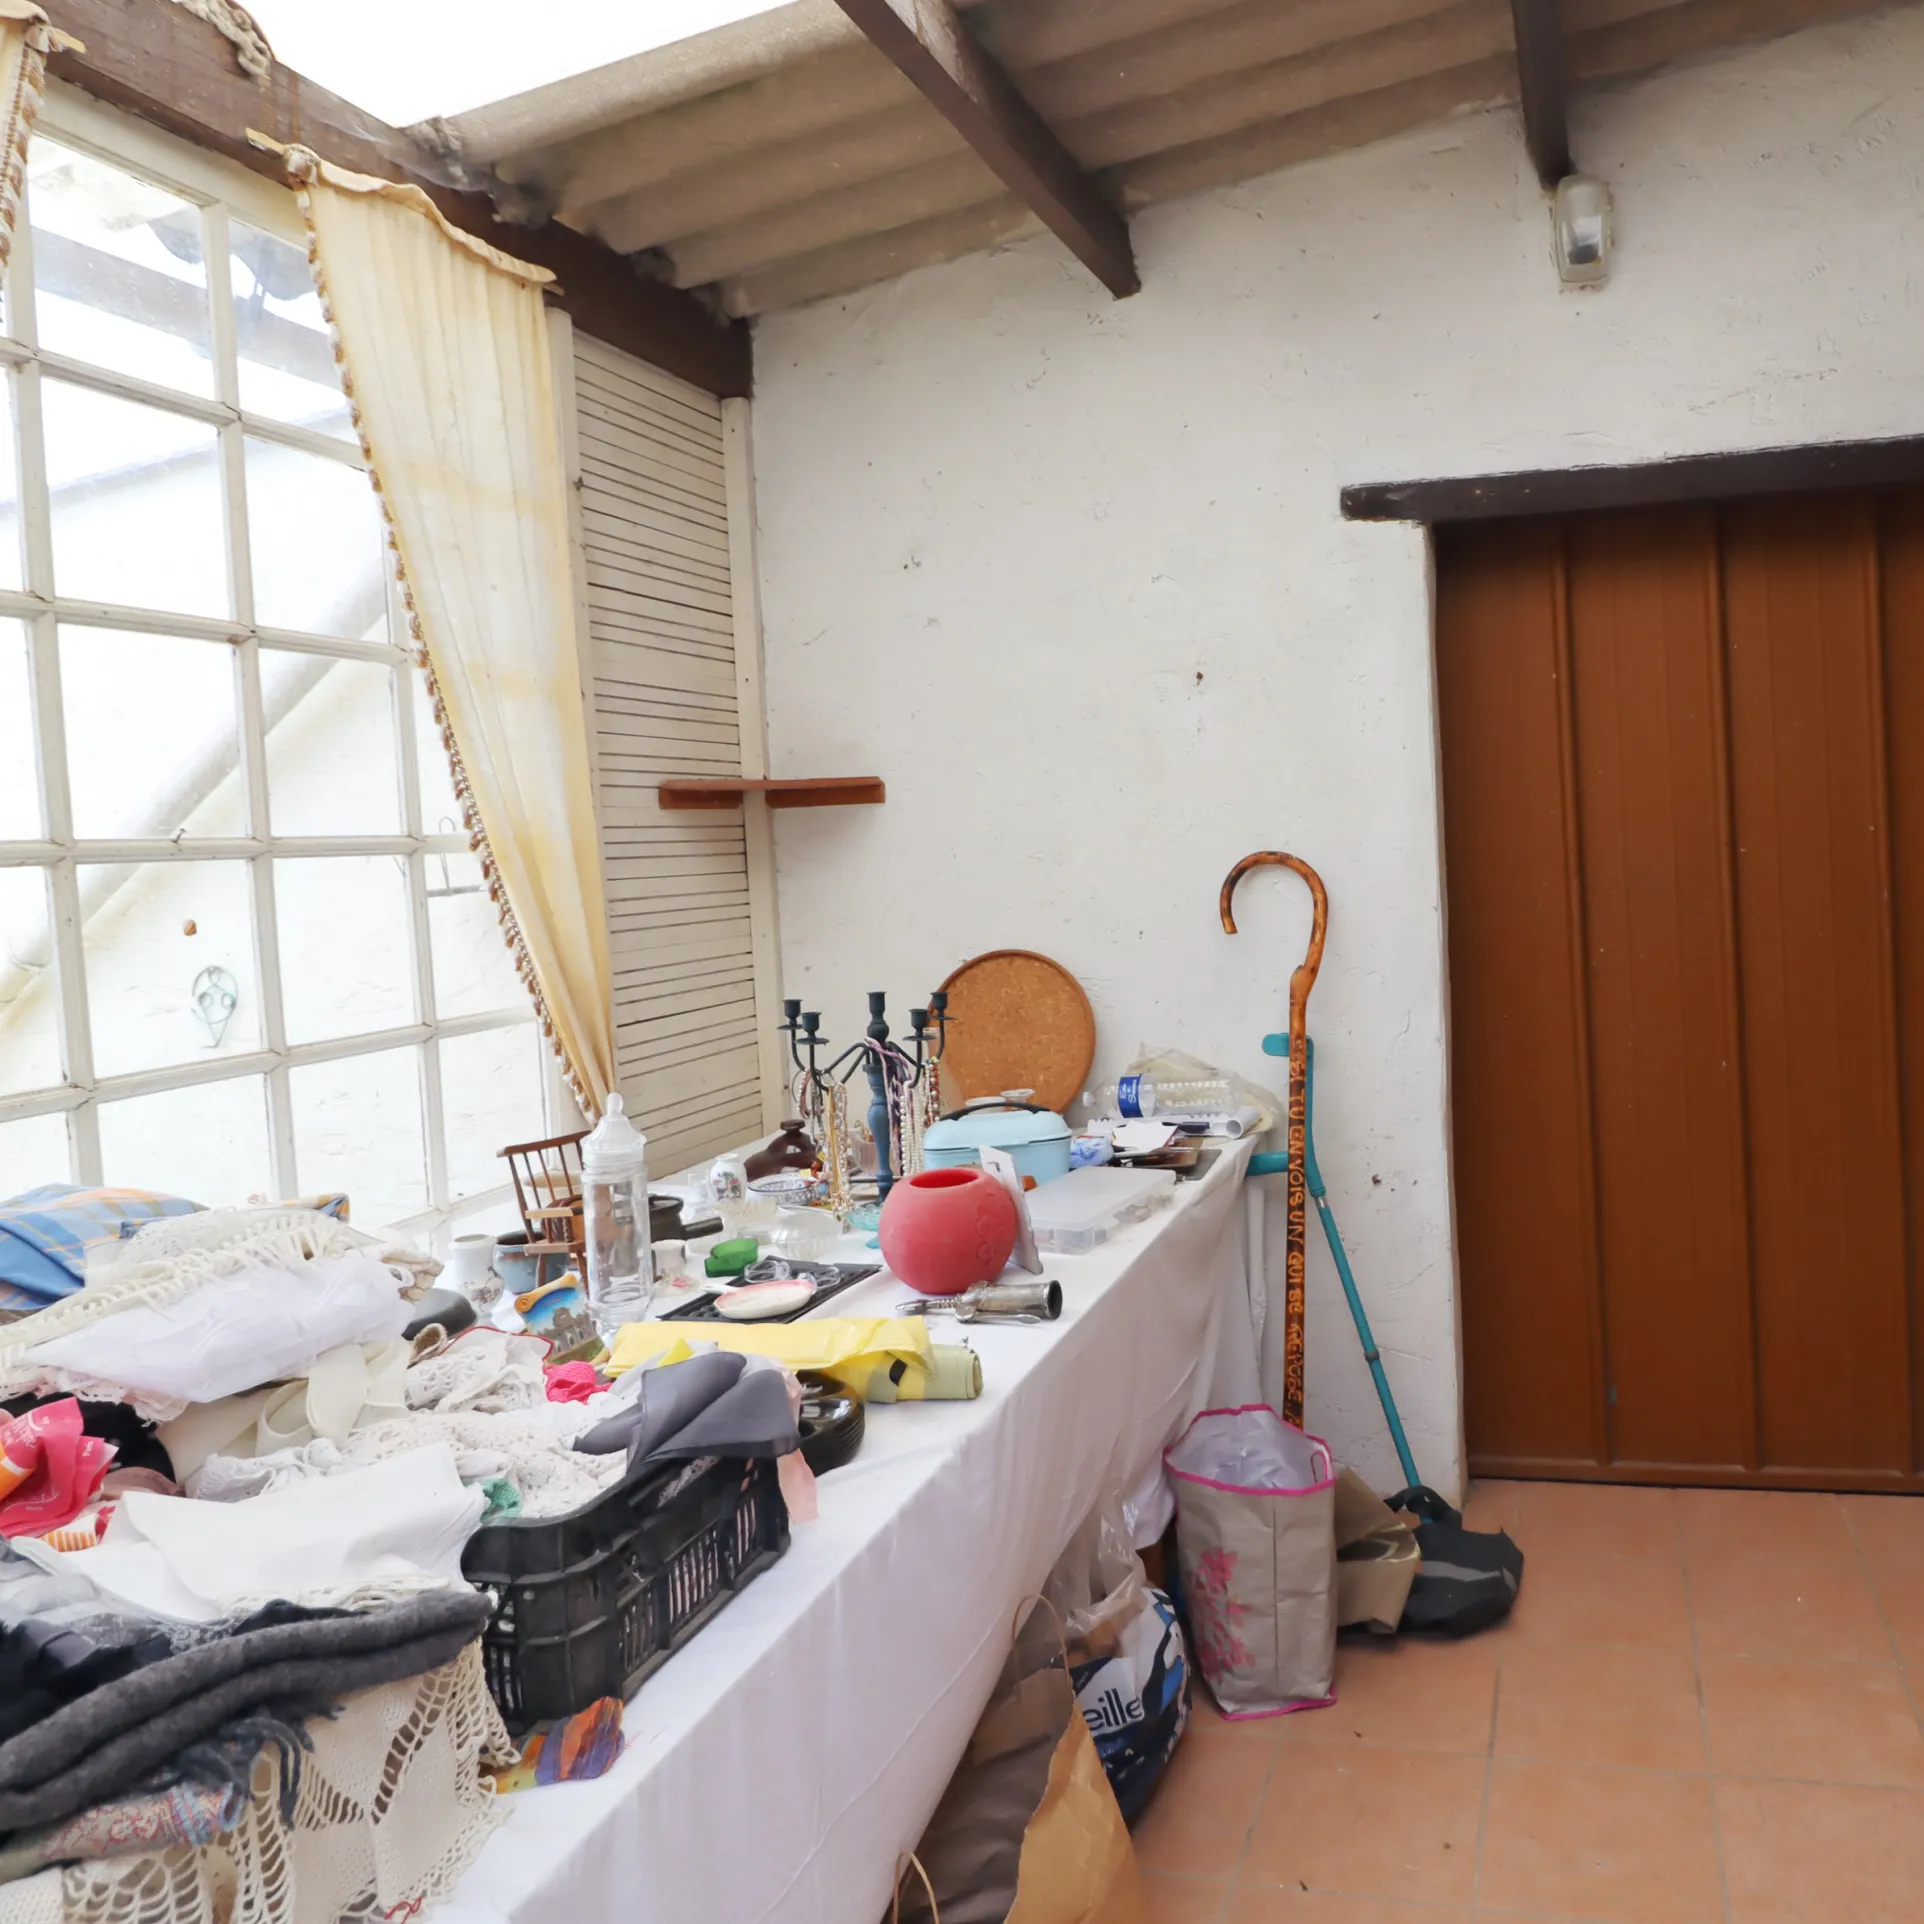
[747,6,1924,1498]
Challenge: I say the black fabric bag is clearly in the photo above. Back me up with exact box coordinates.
[1386,1486,1524,1637]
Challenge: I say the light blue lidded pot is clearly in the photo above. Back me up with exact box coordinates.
[923,1098,1073,1186]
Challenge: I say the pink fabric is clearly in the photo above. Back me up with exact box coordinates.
[0,1398,113,1538]
[544,1361,602,1404]
[776,1448,818,1525]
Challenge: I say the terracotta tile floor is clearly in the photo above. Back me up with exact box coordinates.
[1134,1480,1924,1923]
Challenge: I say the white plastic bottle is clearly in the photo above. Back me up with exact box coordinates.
[1087,1074,1159,1118]
[582,1094,654,1338]
[1086,1072,1238,1120]
[1152,1074,1236,1116]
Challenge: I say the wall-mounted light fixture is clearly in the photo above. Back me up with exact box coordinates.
[1553,174,1611,286]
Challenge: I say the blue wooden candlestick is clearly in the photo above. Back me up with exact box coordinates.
[864,991,895,1199]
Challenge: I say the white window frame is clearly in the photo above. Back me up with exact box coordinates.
[0,87,543,1241]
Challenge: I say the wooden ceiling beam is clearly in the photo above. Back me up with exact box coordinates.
[1510,0,1572,186]
[36,0,752,396]
[829,0,1137,297]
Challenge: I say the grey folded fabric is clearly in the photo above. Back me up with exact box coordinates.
[574,1351,798,1470]
[641,1366,796,1465]
[0,1589,491,1831]
[576,1351,745,1460]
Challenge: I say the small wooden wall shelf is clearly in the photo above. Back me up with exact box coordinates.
[657,776,886,811]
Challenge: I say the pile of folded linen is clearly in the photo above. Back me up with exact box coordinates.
[0,1199,813,1917]
[0,1209,519,1916]
[0,1529,506,1919]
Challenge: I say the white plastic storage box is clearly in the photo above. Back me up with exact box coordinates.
[1024,1167,1178,1253]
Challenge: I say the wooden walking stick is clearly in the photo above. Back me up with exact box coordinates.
[1219,852,1328,1430]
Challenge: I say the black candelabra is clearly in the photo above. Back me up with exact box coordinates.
[779,989,950,1199]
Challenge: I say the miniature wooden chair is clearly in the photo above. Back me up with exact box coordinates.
[499,1128,588,1261]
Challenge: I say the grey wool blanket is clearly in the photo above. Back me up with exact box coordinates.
[0,1589,492,1832]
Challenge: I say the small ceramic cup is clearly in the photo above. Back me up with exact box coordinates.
[446,1232,503,1310]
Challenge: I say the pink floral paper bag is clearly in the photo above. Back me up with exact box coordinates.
[1164,1405,1337,1718]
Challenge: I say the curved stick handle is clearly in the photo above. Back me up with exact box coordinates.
[1219,850,1328,1430]
[1219,851,1328,977]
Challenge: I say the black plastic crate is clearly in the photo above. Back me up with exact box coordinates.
[462,1452,788,1727]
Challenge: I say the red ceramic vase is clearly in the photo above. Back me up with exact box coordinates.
[879,1166,1019,1296]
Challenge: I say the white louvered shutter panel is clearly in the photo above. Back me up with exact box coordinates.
[572,333,769,1175]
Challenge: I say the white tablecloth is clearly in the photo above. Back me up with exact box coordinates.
[438,1141,1255,1924]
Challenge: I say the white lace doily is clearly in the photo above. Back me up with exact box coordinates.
[0,1644,515,1924]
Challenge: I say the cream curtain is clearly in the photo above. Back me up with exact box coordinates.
[0,1,53,272]
[285,151,615,1115]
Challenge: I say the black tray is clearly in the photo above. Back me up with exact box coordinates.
[669,1262,879,1323]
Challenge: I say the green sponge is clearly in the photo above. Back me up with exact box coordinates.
[704,1237,760,1279]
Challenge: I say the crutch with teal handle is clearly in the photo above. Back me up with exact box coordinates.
[1248,1035,1421,1490]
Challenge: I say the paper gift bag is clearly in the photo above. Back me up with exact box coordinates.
[894,1608,1147,1924]
[1333,1467,1419,1635]
[1165,1406,1337,1717]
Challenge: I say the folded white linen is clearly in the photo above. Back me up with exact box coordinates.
[19,1447,484,1619]
[20,1253,413,1404]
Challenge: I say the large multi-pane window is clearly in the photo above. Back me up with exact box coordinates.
[0,95,549,1241]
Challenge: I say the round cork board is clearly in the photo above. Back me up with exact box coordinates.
[936,950,1097,1117]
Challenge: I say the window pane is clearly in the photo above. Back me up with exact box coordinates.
[441,1023,544,1200]
[0,866,61,1096]
[429,852,523,1018]
[244,437,387,638]
[97,1075,270,1206]
[63,628,243,839]
[82,859,259,1077]
[0,620,39,839]
[0,1109,70,1201]
[46,383,225,617]
[0,378,24,592]
[414,666,462,831]
[29,140,213,399]
[276,855,412,1044]
[230,222,352,440]
[264,654,400,836]
[290,1045,426,1229]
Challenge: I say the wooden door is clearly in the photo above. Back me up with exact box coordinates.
[1437,494,1924,1491]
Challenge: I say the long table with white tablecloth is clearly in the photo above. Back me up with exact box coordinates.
[437,1140,1255,1924]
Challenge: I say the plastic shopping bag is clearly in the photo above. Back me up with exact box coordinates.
[1165,1405,1336,1718]
[1042,1500,1190,1822]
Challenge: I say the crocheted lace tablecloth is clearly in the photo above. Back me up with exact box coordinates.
[0,1643,513,1924]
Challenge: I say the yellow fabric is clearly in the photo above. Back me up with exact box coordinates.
[287,150,614,1113]
[607,1317,934,1393]
[0,1,50,276]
